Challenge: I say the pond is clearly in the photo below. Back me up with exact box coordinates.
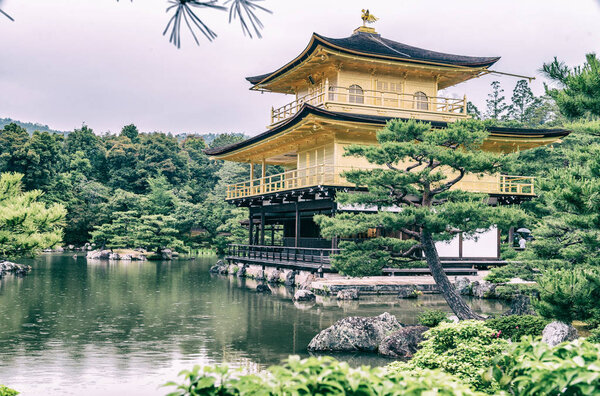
[0,254,507,395]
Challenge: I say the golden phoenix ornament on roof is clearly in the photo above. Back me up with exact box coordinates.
[361,9,378,26]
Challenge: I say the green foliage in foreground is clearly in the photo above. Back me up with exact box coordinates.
[0,385,18,396]
[534,267,600,325]
[417,309,450,327]
[487,338,600,395]
[164,355,482,396]
[0,172,66,258]
[389,321,508,392]
[485,315,549,342]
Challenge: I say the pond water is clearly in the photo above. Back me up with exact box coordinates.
[0,254,507,395]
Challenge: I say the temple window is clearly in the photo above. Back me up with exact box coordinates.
[349,84,364,104]
[414,91,429,110]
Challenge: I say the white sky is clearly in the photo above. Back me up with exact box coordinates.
[1,0,600,136]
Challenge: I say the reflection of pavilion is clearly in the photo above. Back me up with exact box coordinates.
[206,21,570,272]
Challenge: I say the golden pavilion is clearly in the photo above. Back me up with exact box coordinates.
[206,17,569,271]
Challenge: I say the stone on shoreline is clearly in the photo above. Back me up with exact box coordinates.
[336,289,359,300]
[285,270,297,286]
[267,269,282,284]
[378,325,428,358]
[86,249,146,261]
[256,284,272,294]
[293,289,316,302]
[307,312,402,352]
[0,260,32,277]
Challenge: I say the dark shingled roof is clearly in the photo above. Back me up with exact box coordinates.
[204,104,571,156]
[246,31,500,85]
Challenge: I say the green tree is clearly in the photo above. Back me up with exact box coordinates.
[485,81,509,120]
[64,125,107,180]
[91,210,140,249]
[466,101,481,119]
[120,124,139,143]
[506,80,541,124]
[542,53,600,119]
[315,119,526,320]
[0,172,66,257]
[133,214,183,253]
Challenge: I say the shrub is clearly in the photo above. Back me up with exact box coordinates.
[485,338,600,395]
[164,356,483,396]
[0,386,18,396]
[493,283,538,301]
[589,328,600,343]
[417,309,450,327]
[484,263,536,284]
[388,321,508,392]
[485,315,549,341]
[534,267,600,324]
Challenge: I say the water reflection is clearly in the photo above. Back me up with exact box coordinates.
[0,254,507,396]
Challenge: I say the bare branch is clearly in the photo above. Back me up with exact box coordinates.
[431,168,465,195]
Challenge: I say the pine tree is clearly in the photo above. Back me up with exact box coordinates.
[0,172,66,257]
[315,119,526,320]
[466,101,482,119]
[507,80,541,124]
[485,81,509,120]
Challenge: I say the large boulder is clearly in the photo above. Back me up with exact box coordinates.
[397,287,419,299]
[542,321,578,347]
[236,265,247,278]
[284,270,297,286]
[378,325,428,358]
[504,294,536,316]
[209,260,227,274]
[298,273,316,290]
[161,249,173,261]
[0,261,32,277]
[307,312,402,352]
[455,277,472,295]
[337,289,359,300]
[267,269,282,284]
[471,280,497,298]
[86,250,112,260]
[294,289,316,302]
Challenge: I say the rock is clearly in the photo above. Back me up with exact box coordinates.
[298,273,316,290]
[237,265,246,278]
[256,284,272,294]
[308,312,402,352]
[119,254,132,261]
[397,287,419,299]
[336,289,359,300]
[109,253,120,260]
[209,260,227,274]
[161,249,173,260]
[267,269,282,284]
[504,294,536,316]
[455,277,472,295]
[86,250,112,260]
[378,325,428,358]
[255,269,266,281]
[447,315,459,323]
[55,246,65,252]
[67,244,75,250]
[284,270,297,286]
[542,321,578,347]
[293,289,316,302]
[471,280,497,298]
[0,261,32,277]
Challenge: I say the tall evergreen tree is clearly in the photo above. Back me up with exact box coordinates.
[485,81,509,120]
[507,80,541,124]
[315,119,526,320]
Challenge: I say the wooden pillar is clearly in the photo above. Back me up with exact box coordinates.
[248,210,253,245]
[271,226,275,246]
[295,203,301,248]
[249,162,255,194]
[261,158,266,193]
[508,226,515,247]
[260,211,265,246]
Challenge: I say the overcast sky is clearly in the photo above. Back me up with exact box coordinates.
[1,0,599,136]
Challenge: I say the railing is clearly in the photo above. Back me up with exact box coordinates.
[271,82,467,125]
[228,244,339,267]
[226,165,536,200]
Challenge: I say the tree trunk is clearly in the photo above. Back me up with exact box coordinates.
[421,230,484,320]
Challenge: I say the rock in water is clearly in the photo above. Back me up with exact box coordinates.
[307,312,402,352]
[237,265,246,278]
[471,280,497,298]
[378,326,428,358]
[293,289,316,302]
[397,287,419,299]
[455,277,472,295]
[542,321,578,347]
[209,260,226,274]
[256,284,272,294]
[284,270,297,286]
[505,294,536,316]
[336,289,359,300]
[267,269,282,284]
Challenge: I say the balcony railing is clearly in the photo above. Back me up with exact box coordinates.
[271,82,467,125]
[226,165,536,200]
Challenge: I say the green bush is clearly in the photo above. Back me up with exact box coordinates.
[388,321,508,392]
[589,328,600,343]
[493,284,538,301]
[534,267,600,324]
[485,338,600,395]
[164,356,483,396]
[0,385,18,396]
[484,263,537,284]
[485,315,549,341]
[417,309,450,327]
